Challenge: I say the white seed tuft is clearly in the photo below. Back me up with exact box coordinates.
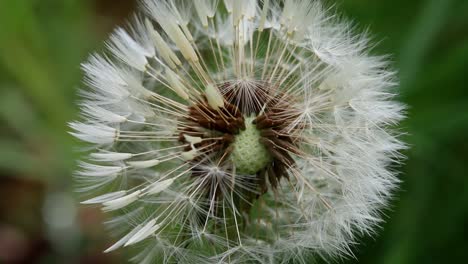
[90,151,133,162]
[102,190,141,211]
[69,122,118,144]
[165,68,190,100]
[127,159,161,169]
[183,134,203,144]
[107,28,149,71]
[104,222,145,253]
[147,20,181,69]
[124,219,160,246]
[181,149,199,161]
[145,178,175,195]
[205,83,224,110]
[81,191,127,205]
[72,0,405,262]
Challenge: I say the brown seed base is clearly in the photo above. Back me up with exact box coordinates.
[178,82,301,211]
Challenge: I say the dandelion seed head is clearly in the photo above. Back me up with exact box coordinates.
[70,0,405,263]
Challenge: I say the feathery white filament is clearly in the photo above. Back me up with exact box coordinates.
[145,178,175,195]
[102,190,141,212]
[104,221,145,253]
[90,151,133,162]
[205,83,225,110]
[194,0,218,27]
[145,1,198,62]
[183,135,203,145]
[165,68,190,100]
[107,28,150,71]
[124,219,160,246]
[70,123,118,144]
[148,21,181,69]
[127,159,161,169]
[181,149,199,161]
[81,191,127,205]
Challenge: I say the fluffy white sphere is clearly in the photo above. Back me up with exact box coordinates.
[70,0,406,263]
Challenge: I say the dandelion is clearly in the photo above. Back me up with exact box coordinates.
[70,0,405,263]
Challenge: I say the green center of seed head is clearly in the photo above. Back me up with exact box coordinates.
[231,116,273,175]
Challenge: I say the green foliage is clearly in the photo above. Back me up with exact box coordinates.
[0,0,95,181]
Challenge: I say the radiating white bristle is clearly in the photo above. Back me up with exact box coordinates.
[124,219,160,246]
[205,83,224,110]
[127,159,161,169]
[107,28,150,71]
[145,178,175,195]
[165,68,190,100]
[81,191,127,205]
[148,20,181,69]
[102,190,141,211]
[69,122,118,144]
[90,151,133,162]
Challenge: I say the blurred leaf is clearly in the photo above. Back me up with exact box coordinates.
[0,0,93,132]
[0,86,45,140]
[0,140,40,176]
[398,0,453,92]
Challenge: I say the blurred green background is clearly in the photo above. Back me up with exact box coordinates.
[0,0,466,263]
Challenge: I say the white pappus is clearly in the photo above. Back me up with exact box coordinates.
[70,0,406,263]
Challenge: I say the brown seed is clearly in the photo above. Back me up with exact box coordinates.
[270,136,301,155]
[222,134,235,144]
[257,168,268,195]
[267,166,278,189]
[253,114,267,125]
[260,128,277,138]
